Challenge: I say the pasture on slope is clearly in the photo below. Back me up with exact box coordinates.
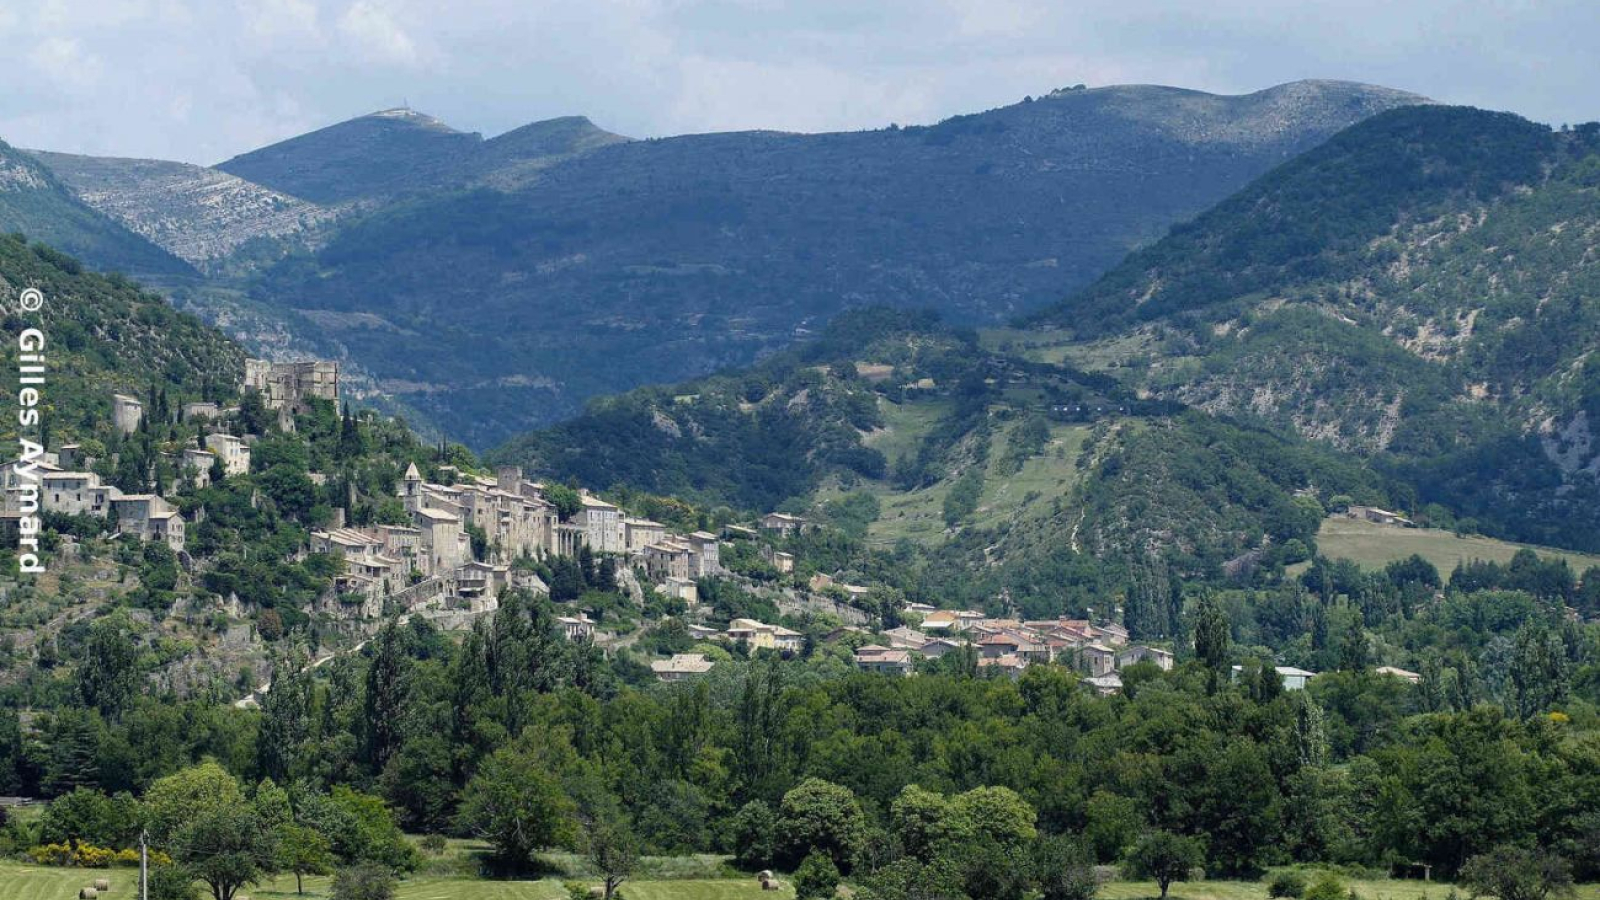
[845,400,1095,546]
[1315,517,1600,575]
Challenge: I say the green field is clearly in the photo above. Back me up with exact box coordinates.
[1105,879,1600,900]
[13,863,1600,900]
[1316,516,1600,575]
[0,862,793,900]
[979,327,1155,372]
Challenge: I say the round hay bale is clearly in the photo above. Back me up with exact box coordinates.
[79,889,99,900]
[93,878,111,891]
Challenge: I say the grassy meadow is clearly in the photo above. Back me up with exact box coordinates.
[1315,517,1600,574]
[15,861,1600,900]
[0,860,793,900]
[850,399,1091,547]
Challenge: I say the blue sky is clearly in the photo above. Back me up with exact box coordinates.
[1,0,1595,164]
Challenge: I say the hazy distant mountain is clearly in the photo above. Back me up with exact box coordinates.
[30,150,338,272]
[246,79,1428,446]
[214,108,628,203]
[0,139,193,278]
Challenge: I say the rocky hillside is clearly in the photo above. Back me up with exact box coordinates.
[30,150,338,271]
[246,80,1427,446]
[1033,106,1600,549]
[0,140,192,279]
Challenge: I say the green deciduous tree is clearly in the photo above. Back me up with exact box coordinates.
[277,823,334,895]
[456,735,579,871]
[777,778,868,873]
[173,802,276,900]
[1124,831,1203,900]
[1461,846,1574,900]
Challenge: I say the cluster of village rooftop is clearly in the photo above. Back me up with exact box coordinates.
[651,600,1425,693]
[1,360,337,552]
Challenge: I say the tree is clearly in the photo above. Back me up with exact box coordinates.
[257,663,312,783]
[173,803,275,900]
[362,623,410,773]
[1461,846,1574,900]
[776,778,868,873]
[586,816,640,899]
[1084,790,1143,863]
[456,737,579,871]
[40,787,136,852]
[1124,831,1203,900]
[277,823,334,895]
[42,708,103,797]
[330,864,397,900]
[1034,833,1099,900]
[75,619,139,720]
[730,800,778,870]
[947,785,1037,851]
[889,785,951,862]
[1192,593,1230,689]
[144,760,247,842]
[794,850,842,900]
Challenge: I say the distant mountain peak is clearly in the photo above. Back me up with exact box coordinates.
[363,107,461,130]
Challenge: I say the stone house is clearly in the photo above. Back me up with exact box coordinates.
[112,394,143,434]
[759,512,806,536]
[645,540,695,580]
[1116,645,1175,671]
[624,517,667,553]
[204,434,251,476]
[574,494,624,553]
[855,645,914,676]
[557,613,596,642]
[110,495,184,552]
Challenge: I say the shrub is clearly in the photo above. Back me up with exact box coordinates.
[148,865,198,900]
[1304,871,1349,900]
[1270,871,1310,899]
[331,864,398,900]
[420,833,447,854]
[794,851,842,900]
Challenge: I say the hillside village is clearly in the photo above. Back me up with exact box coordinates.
[0,352,1242,699]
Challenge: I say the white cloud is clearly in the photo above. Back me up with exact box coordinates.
[26,36,105,93]
[337,0,426,67]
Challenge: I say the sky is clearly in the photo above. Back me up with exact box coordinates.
[0,0,1595,165]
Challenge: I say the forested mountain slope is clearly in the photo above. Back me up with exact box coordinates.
[0,233,241,443]
[1032,106,1600,549]
[246,80,1426,446]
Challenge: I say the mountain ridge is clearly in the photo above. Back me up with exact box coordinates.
[240,78,1428,446]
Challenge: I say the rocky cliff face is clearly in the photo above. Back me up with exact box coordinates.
[31,151,338,271]
[0,140,192,277]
